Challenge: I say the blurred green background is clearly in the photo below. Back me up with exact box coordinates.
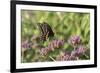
[21,10,90,63]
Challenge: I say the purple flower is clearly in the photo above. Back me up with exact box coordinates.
[57,40,64,47]
[70,46,87,57]
[40,39,64,56]
[76,46,86,55]
[21,40,31,52]
[69,35,81,46]
[39,48,48,55]
[21,40,30,48]
[48,39,64,49]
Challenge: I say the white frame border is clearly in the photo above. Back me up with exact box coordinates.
[16,4,94,69]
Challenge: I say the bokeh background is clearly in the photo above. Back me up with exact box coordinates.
[21,10,90,63]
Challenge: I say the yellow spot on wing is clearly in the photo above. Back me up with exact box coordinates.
[46,32,49,39]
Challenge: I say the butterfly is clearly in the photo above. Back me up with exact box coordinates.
[37,22,54,41]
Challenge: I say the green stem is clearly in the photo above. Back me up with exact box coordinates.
[49,56,56,62]
[83,54,89,59]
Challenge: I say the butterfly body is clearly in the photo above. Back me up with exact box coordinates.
[37,22,54,41]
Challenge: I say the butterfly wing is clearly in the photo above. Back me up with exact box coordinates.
[43,22,54,37]
[37,23,46,41]
[37,22,54,41]
[37,23,44,35]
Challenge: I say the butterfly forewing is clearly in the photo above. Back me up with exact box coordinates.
[37,23,44,35]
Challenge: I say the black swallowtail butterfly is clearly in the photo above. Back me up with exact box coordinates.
[37,22,54,41]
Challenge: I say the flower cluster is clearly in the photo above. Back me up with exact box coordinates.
[21,40,31,51]
[22,34,88,62]
[21,35,39,52]
[39,48,48,55]
[71,46,87,57]
[56,35,87,61]
[69,35,81,46]
[56,46,87,61]
[40,39,64,55]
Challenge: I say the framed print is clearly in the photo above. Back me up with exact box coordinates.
[10,0,97,72]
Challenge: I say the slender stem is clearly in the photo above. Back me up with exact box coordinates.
[83,54,89,59]
[49,56,56,62]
